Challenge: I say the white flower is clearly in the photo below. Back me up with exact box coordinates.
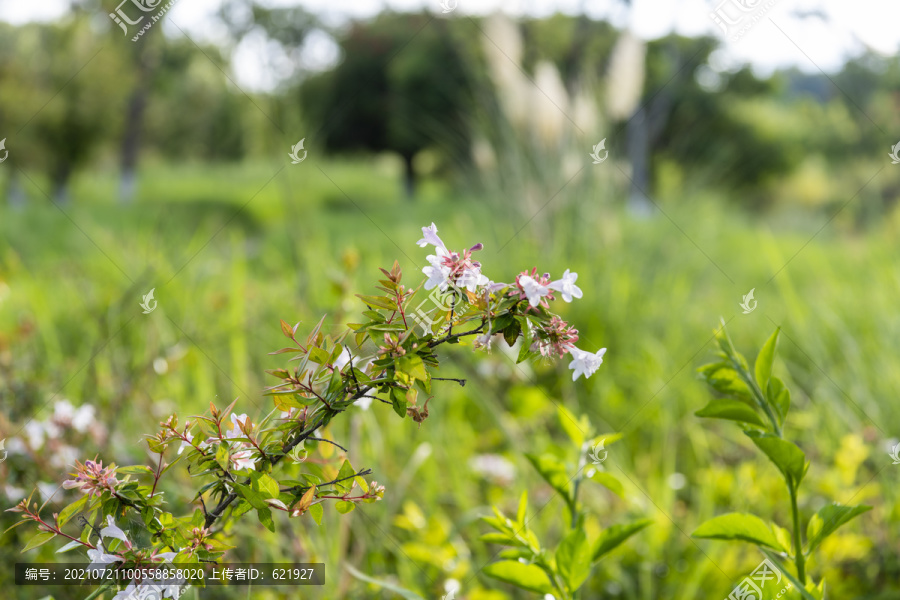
[469,454,515,483]
[4,485,25,502]
[231,448,258,471]
[423,246,452,291]
[548,269,583,302]
[71,405,96,432]
[226,413,250,439]
[416,222,446,250]
[568,347,606,381]
[87,547,121,571]
[354,397,373,411]
[23,421,45,450]
[423,263,452,291]
[100,515,131,547]
[519,275,550,307]
[53,400,75,421]
[456,266,489,292]
[473,331,494,350]
[177,433,193,455]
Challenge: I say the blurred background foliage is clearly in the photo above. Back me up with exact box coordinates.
[1,0,899,598]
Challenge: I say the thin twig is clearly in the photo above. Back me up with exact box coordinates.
[307,437,348,452]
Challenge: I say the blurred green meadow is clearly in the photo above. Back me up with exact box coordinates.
[2,3,900,599]
[2,154,899,599]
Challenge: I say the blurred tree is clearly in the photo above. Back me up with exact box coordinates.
[0,15,131,204]
[300,13,475,198]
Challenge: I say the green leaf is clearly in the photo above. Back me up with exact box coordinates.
[698,362,753,402]
[556,528,592,592]
[116,465,154,476]
[335,501,356,514]
[251,472,280,499]
[767,377,791,425]
[759,549,819,600]
[483,561,554,594]
[335,460,358,494]
[695,399,766,428]
[745,432,808,487]
[516,491,527,525]
[396,354,428,382]
[480,532,520,546]
[525,454,572,502]
[692,513,781,549]
[805,503,872,554]
[22,531,56,553]
[755,328,780,392]
[215,443,230,471]
[308,503,323,525]
[589,471,625,498]
[307,347,330,365]
[390,387,408,418]
[557,405,589,447]
[592,519,652,560]
[56,495,88,528]
[233,483,267,510]
[257,507,275,532]
[344,564,425,600]
[356,294,396,310]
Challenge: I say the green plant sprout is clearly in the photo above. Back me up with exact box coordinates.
[692,322,871,600]
[480,406,652,599]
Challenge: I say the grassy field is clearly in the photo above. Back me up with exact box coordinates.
[1,157,898,599]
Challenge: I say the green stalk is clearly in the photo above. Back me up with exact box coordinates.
[789,484,806,585]
[721,332,782,437]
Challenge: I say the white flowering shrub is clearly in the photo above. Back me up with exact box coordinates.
[7,223,609,599]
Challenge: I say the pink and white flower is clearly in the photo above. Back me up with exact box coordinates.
[62,459,119,498]
[177,433,194,455]
[231,448,258,471]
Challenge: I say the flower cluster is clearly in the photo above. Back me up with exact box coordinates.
[416,222,605,380]
[420,223,489,292]
[61,459,119,498]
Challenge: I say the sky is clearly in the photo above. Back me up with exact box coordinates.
[1,0,898,91]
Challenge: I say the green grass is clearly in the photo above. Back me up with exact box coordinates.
[1,158,898,599]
